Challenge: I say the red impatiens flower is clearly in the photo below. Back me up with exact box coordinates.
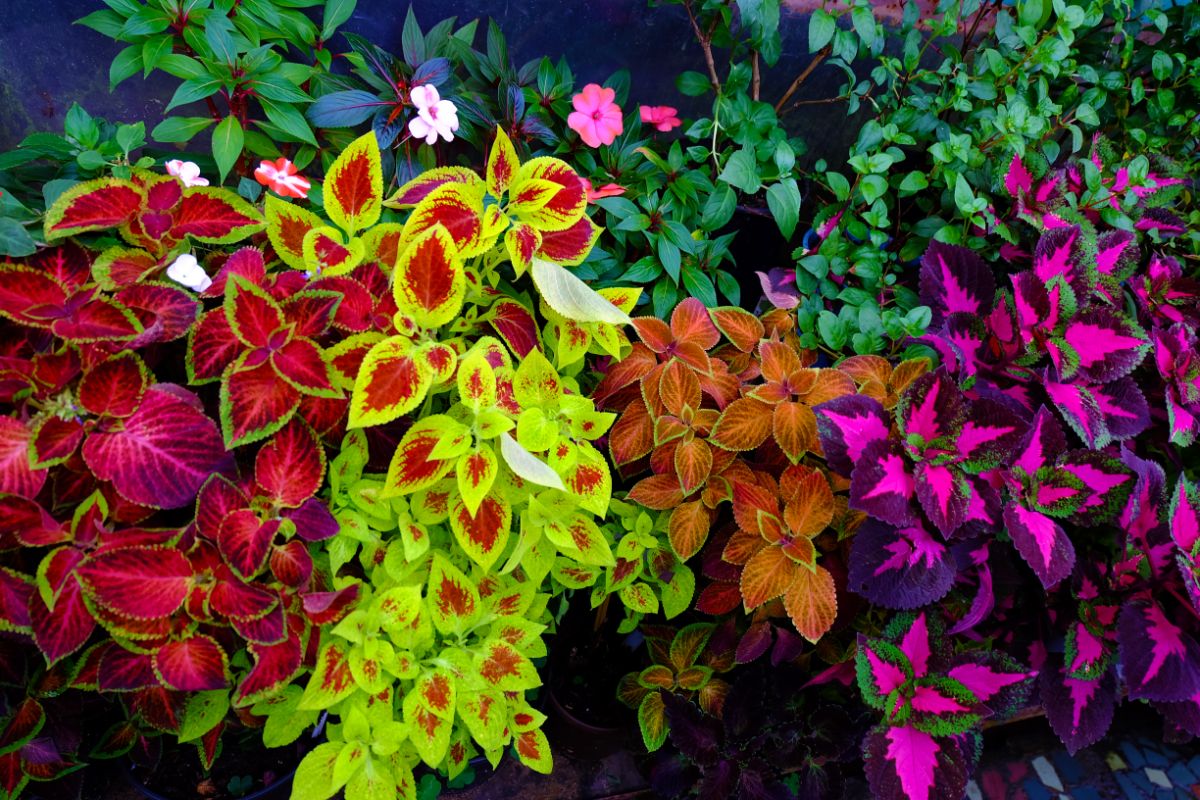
[254,157,311,199]
[568,83,624,148]
[639,105,681,132]
[581,178,625,203]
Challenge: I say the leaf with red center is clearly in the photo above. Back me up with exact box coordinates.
[784,564,837,643]
[210,577,278,622]
[1003,504,1073,588]
[255,419,325,508]
[0,698,45,757]
[234,618,304,707]
[710,397,773,451]
[96,646,157,690]
[388,166,482,207]
[172,187,264,243]
[382,415,461,496]
[919,241,995,324]
[488,299,541,358]
[864,725,976,800]
[76,546,191,619]
[475,638,539,691]
[563,442,613,516]
[0,567,33,633]
[547,513,614,567]
[263,194,321,270]
[281,291,340,342]
[511,156,587,232]
[92,247,158,290]
[1040,661,1116,755]
[814,395,892,478]
[30,580,94,664]
[393,224,464,327]
[404,181,488,259]
[537,215,600,266]
[187,309,242,384]
[301,227,363,277]
[1059,308,1148,383]
[0,418,46,499]
[271,336,340,398]
[427,553,480,636]
[1119,601,1200,702]
[849,519,954,610]
[78,352,148,419]
[415,668,457,719]
[43,178,142,237]
[119,282,201,346]
[323,131,383,233]
[740,546,798,610]
[224,274,284,349]
[514,727,553,774]
[486,128,520,196]
[850,439,917,526]
[450,493,509,570]
[153,635,229,691]
[218,510,280,580]
[0,267,68,328]
[82,386,227,509]
[301,585,358,626]
[348,336,431,428]
[299,640,356,711]
[220,358,302,447]
[2,497,65,548]
[402,688,452,768]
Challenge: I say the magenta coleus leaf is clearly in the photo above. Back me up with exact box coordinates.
[283,498,339,542]
[0,418,46,499]
[914,463,971,537]
[1059,308,1148,384]
[30,579,94,665]
[1040,660,1115,755]
[154,635,230,691]
[1171,477,1200,553]
[76,546,192,620]
[1118,601,1200,702]
[863,725,977,800]
[218,510,280,581]
[1058,451,1132,527]
[850,440,917,526]
[1011,407,1066,478]
[1032,225,1086,295]
[1043,376,1110,449]
[81,386,228,510]
[119,282,201,347]
[897,371,964,450]
[1003,503,1074,588]
[234,614,305,707]
[254,419,325,509]
[1004,153,1034,198]
[954,399,1027,473]
[813,394,891,478]
[920,241,996,324]
[848,518,955,612]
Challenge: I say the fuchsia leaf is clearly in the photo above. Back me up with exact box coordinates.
[255,419,325,508]
[76,546,191,619]
[919,242,995,324]
[1118,601,1200,702]
[1004,153,1034,198]
[1043,376,1109,449]
[914,463,970,537]
[0,418,46,499]
[1060,308,1148,383]
[1003,504,1074,588]
[97,645,158,691]
[899,612,932,677]
[1040,661,1115,755]
[756,268,801,310]
[1010,271,1060,345]
[954,399,1027,472]
[856,636,911,702]
[946,656,1033,713]
[218,510,280,580]
[898,371,963,448]
[154,635,229,691]
[864,725,976,800]
[1170,477,1200,554]
[1058,451,1132,527]
[30,580,94,664]
[81,386,227,509]
[1032,226,1086,294]
[847,520,955,610]
[850,440,916,526]
[1012,407,1066,477]
[1094,230,1139,287]
[813,395,891,478]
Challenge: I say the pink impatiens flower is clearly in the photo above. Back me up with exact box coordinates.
[580,177,625,202]
[165,159,208,187]
[254,157,311,199]
[408,84,459,145]
[568,83,623,148]
[639,105,681,132]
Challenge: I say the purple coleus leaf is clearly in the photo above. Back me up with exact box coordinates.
[1134,254,1200,328]
[1057,308,1148,384]
[954,398,1027,473]
[851,439,917,526]
[897,371,964,450]
[1090,378,1150,443]
[919,242,996,325]
[1094,230,1139,293]
[1065,608,1118,681]
[1171,477,1200,554]
[1032,226,1088,296]
[1118,600,1200,702]
[914,463,972,537]
[1135,207,1186,238]
[946,653,1034,718]
[1043,375,1110,449]
[1011,407,1067,477]
[863,726,979,800]
[1152,324,1200,448]
[1118,448,1167,546]
[813,394,891,478]
[1040,660,1116,755]
[848,519,956,610]
[1058,450,1133,527]
[1003,503,1075,588]
[755,267,801,310]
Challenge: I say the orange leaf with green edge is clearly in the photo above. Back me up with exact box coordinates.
[773,400,818,462]
[722,528,766,564]
[710,398,773,451]
[698,679,730,716]
[740,545,798,610]
[710,307,764,352]
[514,728,553,774]
[669,623,715,671]
[654,415,688,447]
[173,188,265,244]
[326,332,384,388]
[504,222,541,277]
[629,474,683,510]
[392,225,463,328]
[487,128,520,197]
[671,297,722,350]
[638,665,675,689]
[609,399,653,466]
[837,354,891,387]
[426,552,480,636]
[264,193,321,271]
[781,464,834,537]
[659,360,701,417]
[804,369,856,405]
[674,438,712,497]
[510,157,586,232]
[637,692,668,752]
[890,357,931,396]
[731,479,783,538]
[450,492,509,570]
[475,638,539,691]
[676,665,712,691]
[669,501,711,561]
[780,535,816,566]
[387,166,482,208]
[403,181,490,258]
[298,641,356,710]
[759,340,802,384]
[323,131,382,234]
[382,416,462,497]
[402,688,451,768]
[301,227,363,277]
[415,668,456,719]
[349,336,431,428]
[784,564,837,643]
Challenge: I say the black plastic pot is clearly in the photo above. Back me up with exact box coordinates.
[542,677,630,760]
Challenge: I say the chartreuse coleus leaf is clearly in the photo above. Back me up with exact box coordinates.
[539,286,641,368]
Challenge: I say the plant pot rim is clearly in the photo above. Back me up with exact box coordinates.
[546,678,627,735]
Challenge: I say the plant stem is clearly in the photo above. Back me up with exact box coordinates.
[683,0,722,93]
[775,46,830,113]
[751,50,761,101]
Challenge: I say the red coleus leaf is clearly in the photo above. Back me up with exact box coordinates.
[209,576,278,622]
[96,645,158,691]
[78,352,149,418]
[488,299,541,358]
[76,546,192,620]
[269,541,313,588]
[224,275,284,349]
[218,510,280,580]
[81,386,227,510]
[153,635,230,691]
[537,215,600,265]
[187,309,242,384]
[220,358,302,448]
[0,567,34,631]
[0,268,67,327]
[271,337,340,397]
[234,614,305,707]
[282,290,341,339]
[118,282,201,346]
[255,419,325,508]
[300,585,359,625]
[43,178,143,237]
[172,188,264,242]
[0,417,46,499]
[30,580,94,665]
[323,132,383,234]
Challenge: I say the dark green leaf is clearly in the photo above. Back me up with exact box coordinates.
[323,0,357,40]
[718,148,760,194]
[766,178,801,239]
[808,9,836,52]
[109,45,143,91]
[676,71,711,97]
[0,219,36,258]
[681,267,717,307]
[152,116,217,143]
[701,184,736,231]
[212,116,244,182]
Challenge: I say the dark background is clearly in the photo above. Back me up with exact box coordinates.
[0,1,861,160]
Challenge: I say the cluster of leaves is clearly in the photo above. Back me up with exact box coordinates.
[78,0,354,183]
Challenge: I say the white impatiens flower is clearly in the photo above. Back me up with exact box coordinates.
[165,160,209,187]
[166,253,212,293]
[408,84,460,145]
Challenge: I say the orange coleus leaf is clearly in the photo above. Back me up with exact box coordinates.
[659,360,701,417]
[837,354,891,388]
[392,224,464,328]
[759,340,803,384]
[403,181,491,258]
[609,399,653,466]
[731,480,784,542]
[674,438,713,497]
[509,157,586,232]
[803,369,856,405]
[773,401,818,462]
[710,307,764,352]
[669,501,711,560]
[450,494,510,571]
[710,398,773,451]
[301,227,364,277]
[723,527,767,565]
[784,564,837,643]
[780,464,834,533]
[671,298,721,350]
[740,545,798,610]
[349,336,431,428]
[417,340,458,385]
[382,416,462,496]
[487,128,520,197]
[323,131,383,234]
[360,222,406,271]
[628,474,683,511]
[264,194,321,271]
